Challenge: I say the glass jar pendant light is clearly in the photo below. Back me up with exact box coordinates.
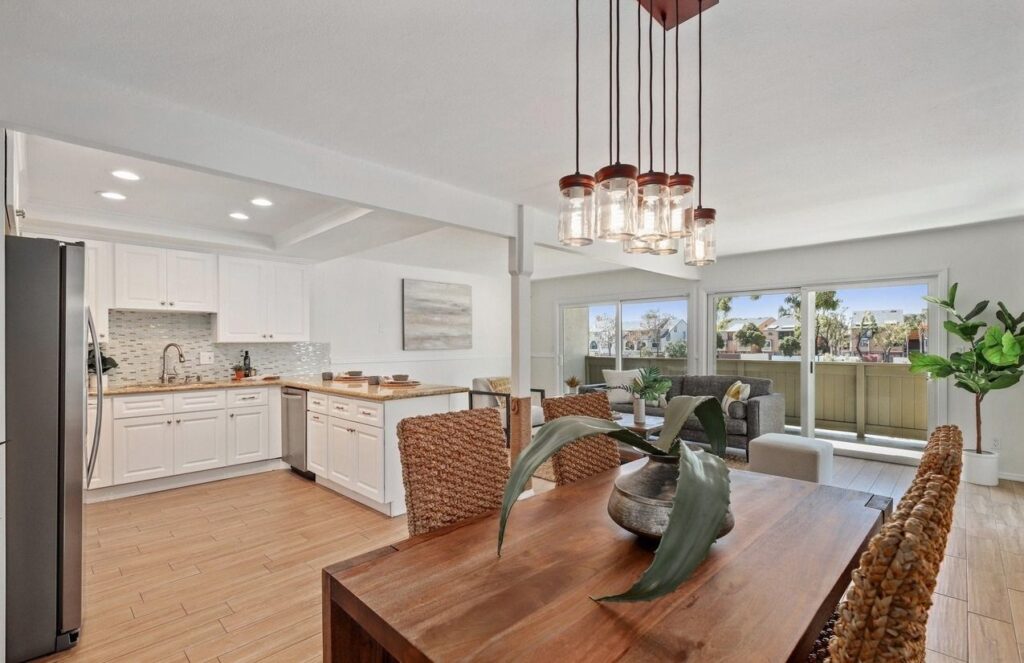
[684,0,717,266]
[668,0,694,239]
[558,0,596,246]
[630,1,669,247]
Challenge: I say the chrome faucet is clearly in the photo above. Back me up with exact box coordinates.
[160,343,186,384]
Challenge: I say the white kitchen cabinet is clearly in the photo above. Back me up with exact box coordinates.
[216,257,309,342]
[352,423,384,501]
[226,406,269,465]
[113,414,175,484]
[306,411,328,478]
[327,417,356,489]
[165,250,218,312]
[174,410,227,474]
[86,397,114,489]
[114,244,217,312]
[83,241,113,342]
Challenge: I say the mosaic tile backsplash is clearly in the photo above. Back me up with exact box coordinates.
[101,310,331,387]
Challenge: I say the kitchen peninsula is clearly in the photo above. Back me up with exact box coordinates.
[89,376,469,517]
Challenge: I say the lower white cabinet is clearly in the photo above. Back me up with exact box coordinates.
[113,414,175,484]
[86,397,114,489]
[352,424,384,502]
[227,406,270,465]
[306,412,328,478]
[327,417,356,489]
[174,410,227,474]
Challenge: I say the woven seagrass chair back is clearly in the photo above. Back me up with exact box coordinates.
[398,408,510,537]
[541,392,622,486]
[826,426,963,663]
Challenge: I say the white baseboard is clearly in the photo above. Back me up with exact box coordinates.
[998,471,1024,482]
[313,475,404,517]
[85,459,289,503]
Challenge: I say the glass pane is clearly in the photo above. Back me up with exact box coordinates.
[620,298,688,375]
[812,283,930,448]
[560,303,617,394]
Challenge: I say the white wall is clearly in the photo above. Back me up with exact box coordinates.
[531,218,1024,479]
[312,256,511,389]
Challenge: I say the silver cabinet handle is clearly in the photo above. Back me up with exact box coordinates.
[359,409,373,417]
[160,301,166,306]
[230,413,235,418]
[175,419,181,424]
[169,301,175,306]
[269,334,274,339]
[166,420,172,425]
[240,395,257,400]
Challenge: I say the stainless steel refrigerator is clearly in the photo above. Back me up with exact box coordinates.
[5,235,100,662]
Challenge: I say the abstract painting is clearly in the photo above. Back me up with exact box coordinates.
[402,279,472,350]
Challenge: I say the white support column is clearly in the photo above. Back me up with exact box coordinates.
[800,289,817,437]
[508,206,534,465]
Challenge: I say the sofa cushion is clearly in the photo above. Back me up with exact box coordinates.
[684,414,747,436]
[680,375,772,400]
[727,400,747,419]
[602,369,641,404]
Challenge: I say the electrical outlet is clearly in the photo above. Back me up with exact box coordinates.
[199,351,214,365]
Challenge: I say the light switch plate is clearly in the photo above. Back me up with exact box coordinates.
[199,351,215,365]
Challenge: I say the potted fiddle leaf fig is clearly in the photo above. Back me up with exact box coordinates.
[909,283,1024,485]
[498,395,730,602]
[628,366,672,424]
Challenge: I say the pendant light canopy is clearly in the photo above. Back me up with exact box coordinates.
[684,0,716,266]
[556,0,717,260]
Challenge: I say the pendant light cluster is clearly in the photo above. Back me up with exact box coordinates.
[557,0,716,266]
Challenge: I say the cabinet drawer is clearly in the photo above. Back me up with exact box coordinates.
[113,393,174,419]
[307,392,328,414]
[328,395,355,421]
[227,387,268,408]
[172,389,226,413]
[351,401,383,428]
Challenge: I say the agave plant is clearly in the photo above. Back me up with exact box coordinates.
[497,395,730,602]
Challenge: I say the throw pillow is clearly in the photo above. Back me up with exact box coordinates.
[722,380,750,415]
[602,369,641,404]
[488,376,512,394]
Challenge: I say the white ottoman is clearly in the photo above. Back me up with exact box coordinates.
[749,433,833,484]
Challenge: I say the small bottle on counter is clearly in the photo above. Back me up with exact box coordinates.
[242,351,252,377]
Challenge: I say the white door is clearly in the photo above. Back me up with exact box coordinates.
[267,264,309,342]
[327,417,355,489]
[352,423,384,501]
[227,406,269,465]
[166,250,218,312]
[85,397,114,489]
[174,410,227,474]
[84,241,114,341]
[217,257,268,342]
[306,412,328,478]
[113,414,175,484]
[114,244,167,310]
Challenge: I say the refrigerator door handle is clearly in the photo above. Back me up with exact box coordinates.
[86,307,103,488]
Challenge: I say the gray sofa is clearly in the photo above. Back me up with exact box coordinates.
[583,375,785,460]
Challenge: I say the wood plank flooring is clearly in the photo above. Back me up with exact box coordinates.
[40,457,1023,662]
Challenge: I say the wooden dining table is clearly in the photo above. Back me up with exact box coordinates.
[322,460,892,662]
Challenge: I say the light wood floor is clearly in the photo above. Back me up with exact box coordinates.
[41,458,1022,662]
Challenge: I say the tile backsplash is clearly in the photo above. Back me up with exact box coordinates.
[101,311,331,387]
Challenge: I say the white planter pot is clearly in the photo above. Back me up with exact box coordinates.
[633,398,646,425]
[962,449,999,486]
[88,374,109,390]
[567,386,579,395]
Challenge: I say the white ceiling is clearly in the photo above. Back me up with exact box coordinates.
[3,0,1023,258]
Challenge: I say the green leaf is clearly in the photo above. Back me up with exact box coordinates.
[955,377,983,394]
[982,329,1022,367]
[652,395,721,454]
[944,320,984,343]
[963,300,989,321]
[594,446,730,602]
[909,352,953,377]
[922,295,945,307]
[990,372,1023,390]
[948,282,958,307]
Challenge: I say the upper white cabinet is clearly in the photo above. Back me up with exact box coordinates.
[114,244,217,312]
[217,257,309,343]
[83,241,114,341]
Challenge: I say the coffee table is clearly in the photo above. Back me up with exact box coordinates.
[614,412,665,441]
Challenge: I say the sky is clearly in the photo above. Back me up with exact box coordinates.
[587,299,688,331]
[720,284,928,321]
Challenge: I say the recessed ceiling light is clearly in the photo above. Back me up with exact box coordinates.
[98,191,126,201]
[229,212,250,221]
[111,170,141,181]
[250,197,273,207]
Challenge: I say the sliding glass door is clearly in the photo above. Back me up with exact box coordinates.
[558,296,688,395]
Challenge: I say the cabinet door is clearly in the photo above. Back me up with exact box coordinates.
[166,250,218,312]
[113,414,175,484]
[352,424,384,502]
[226,406,269,465]
[84,241,114,342]
[174,410,227,474]
[267,263,309,342]
[306,412,328,478]
[86,397,114,489]
[327,417,355,489]
[216,257,269,342]
[114,244,168,310]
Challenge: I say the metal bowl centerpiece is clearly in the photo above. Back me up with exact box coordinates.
[497,393,732,603]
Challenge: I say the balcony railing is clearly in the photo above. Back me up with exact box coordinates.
[583,356,928,441]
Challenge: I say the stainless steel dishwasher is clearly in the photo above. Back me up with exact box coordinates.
[282,387,314,479]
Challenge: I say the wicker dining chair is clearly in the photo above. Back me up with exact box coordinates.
[811,426,964,663]
[397,408,510,537]
[541,392,623,486]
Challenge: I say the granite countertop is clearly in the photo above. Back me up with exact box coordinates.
[97,375,469,402]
